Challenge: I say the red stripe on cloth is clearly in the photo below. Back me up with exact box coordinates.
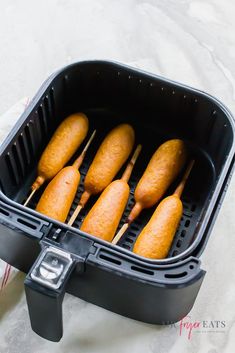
[1,264,9,290]
[3,264,11,287]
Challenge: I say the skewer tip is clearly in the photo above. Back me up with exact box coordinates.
[112,222,129,244]
[121,144,142,183]
[132,144,142,161]
[73,130,97,169]
[23,188,36,207]
[67,204,83,226]
[84,129,96,153]
[173,159,195,198]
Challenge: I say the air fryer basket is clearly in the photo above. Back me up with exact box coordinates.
[0,61,234,341]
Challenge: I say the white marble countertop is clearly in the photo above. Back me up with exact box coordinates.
[0,1,235,352]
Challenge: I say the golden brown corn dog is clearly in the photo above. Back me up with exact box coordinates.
[68,123,135,226]
[112,139,187,244]
[133,160,194,259]
[24,113,89,206]
[35,131,96,222]
[129,139,187,222]
[80,145,141,241]
[36,166,80,222]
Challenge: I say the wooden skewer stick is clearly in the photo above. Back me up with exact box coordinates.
[173,159,195,198]
[67,204,83,226]
[67,203,82,226]
[68,144,142,227]
[121,144,142,183]
[112,223,129,244]
[111,145,142,244]
[23,188,37,207]
[112,217,129,244]
[67,133,97,226]
[112,159,195,245]
[72,130,96,169]
[23,130,96,207]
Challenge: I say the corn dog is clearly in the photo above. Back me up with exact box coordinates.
[24,113,89,206]
[112,139,187,244]
[68,123,135,226]
[80,145,141,241]
[133,160,194,259]
[35,131,95,222]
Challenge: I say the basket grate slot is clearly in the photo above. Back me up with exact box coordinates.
[0,207,10,217]
[99,254,122,266]
[44,95,53,134]
[131,265,154,276]
[18,133,30,166]
[25,123,35,157]
[38,105,48,136]
[5,153,19,185]
[17,218,38,230]
[49,88,55,116]
[12,143,25,178]
[125,237,134,244]
[122,244,131,250]
[165,271,188,279]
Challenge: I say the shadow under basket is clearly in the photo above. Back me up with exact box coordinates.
[0,61,234,342]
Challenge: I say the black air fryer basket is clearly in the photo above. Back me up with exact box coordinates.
[0,61,234,342]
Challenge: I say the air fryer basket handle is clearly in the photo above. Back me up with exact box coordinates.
[24,278,66,341]
[24,246,75,342]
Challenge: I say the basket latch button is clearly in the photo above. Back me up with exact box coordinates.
[30,246,73,290]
